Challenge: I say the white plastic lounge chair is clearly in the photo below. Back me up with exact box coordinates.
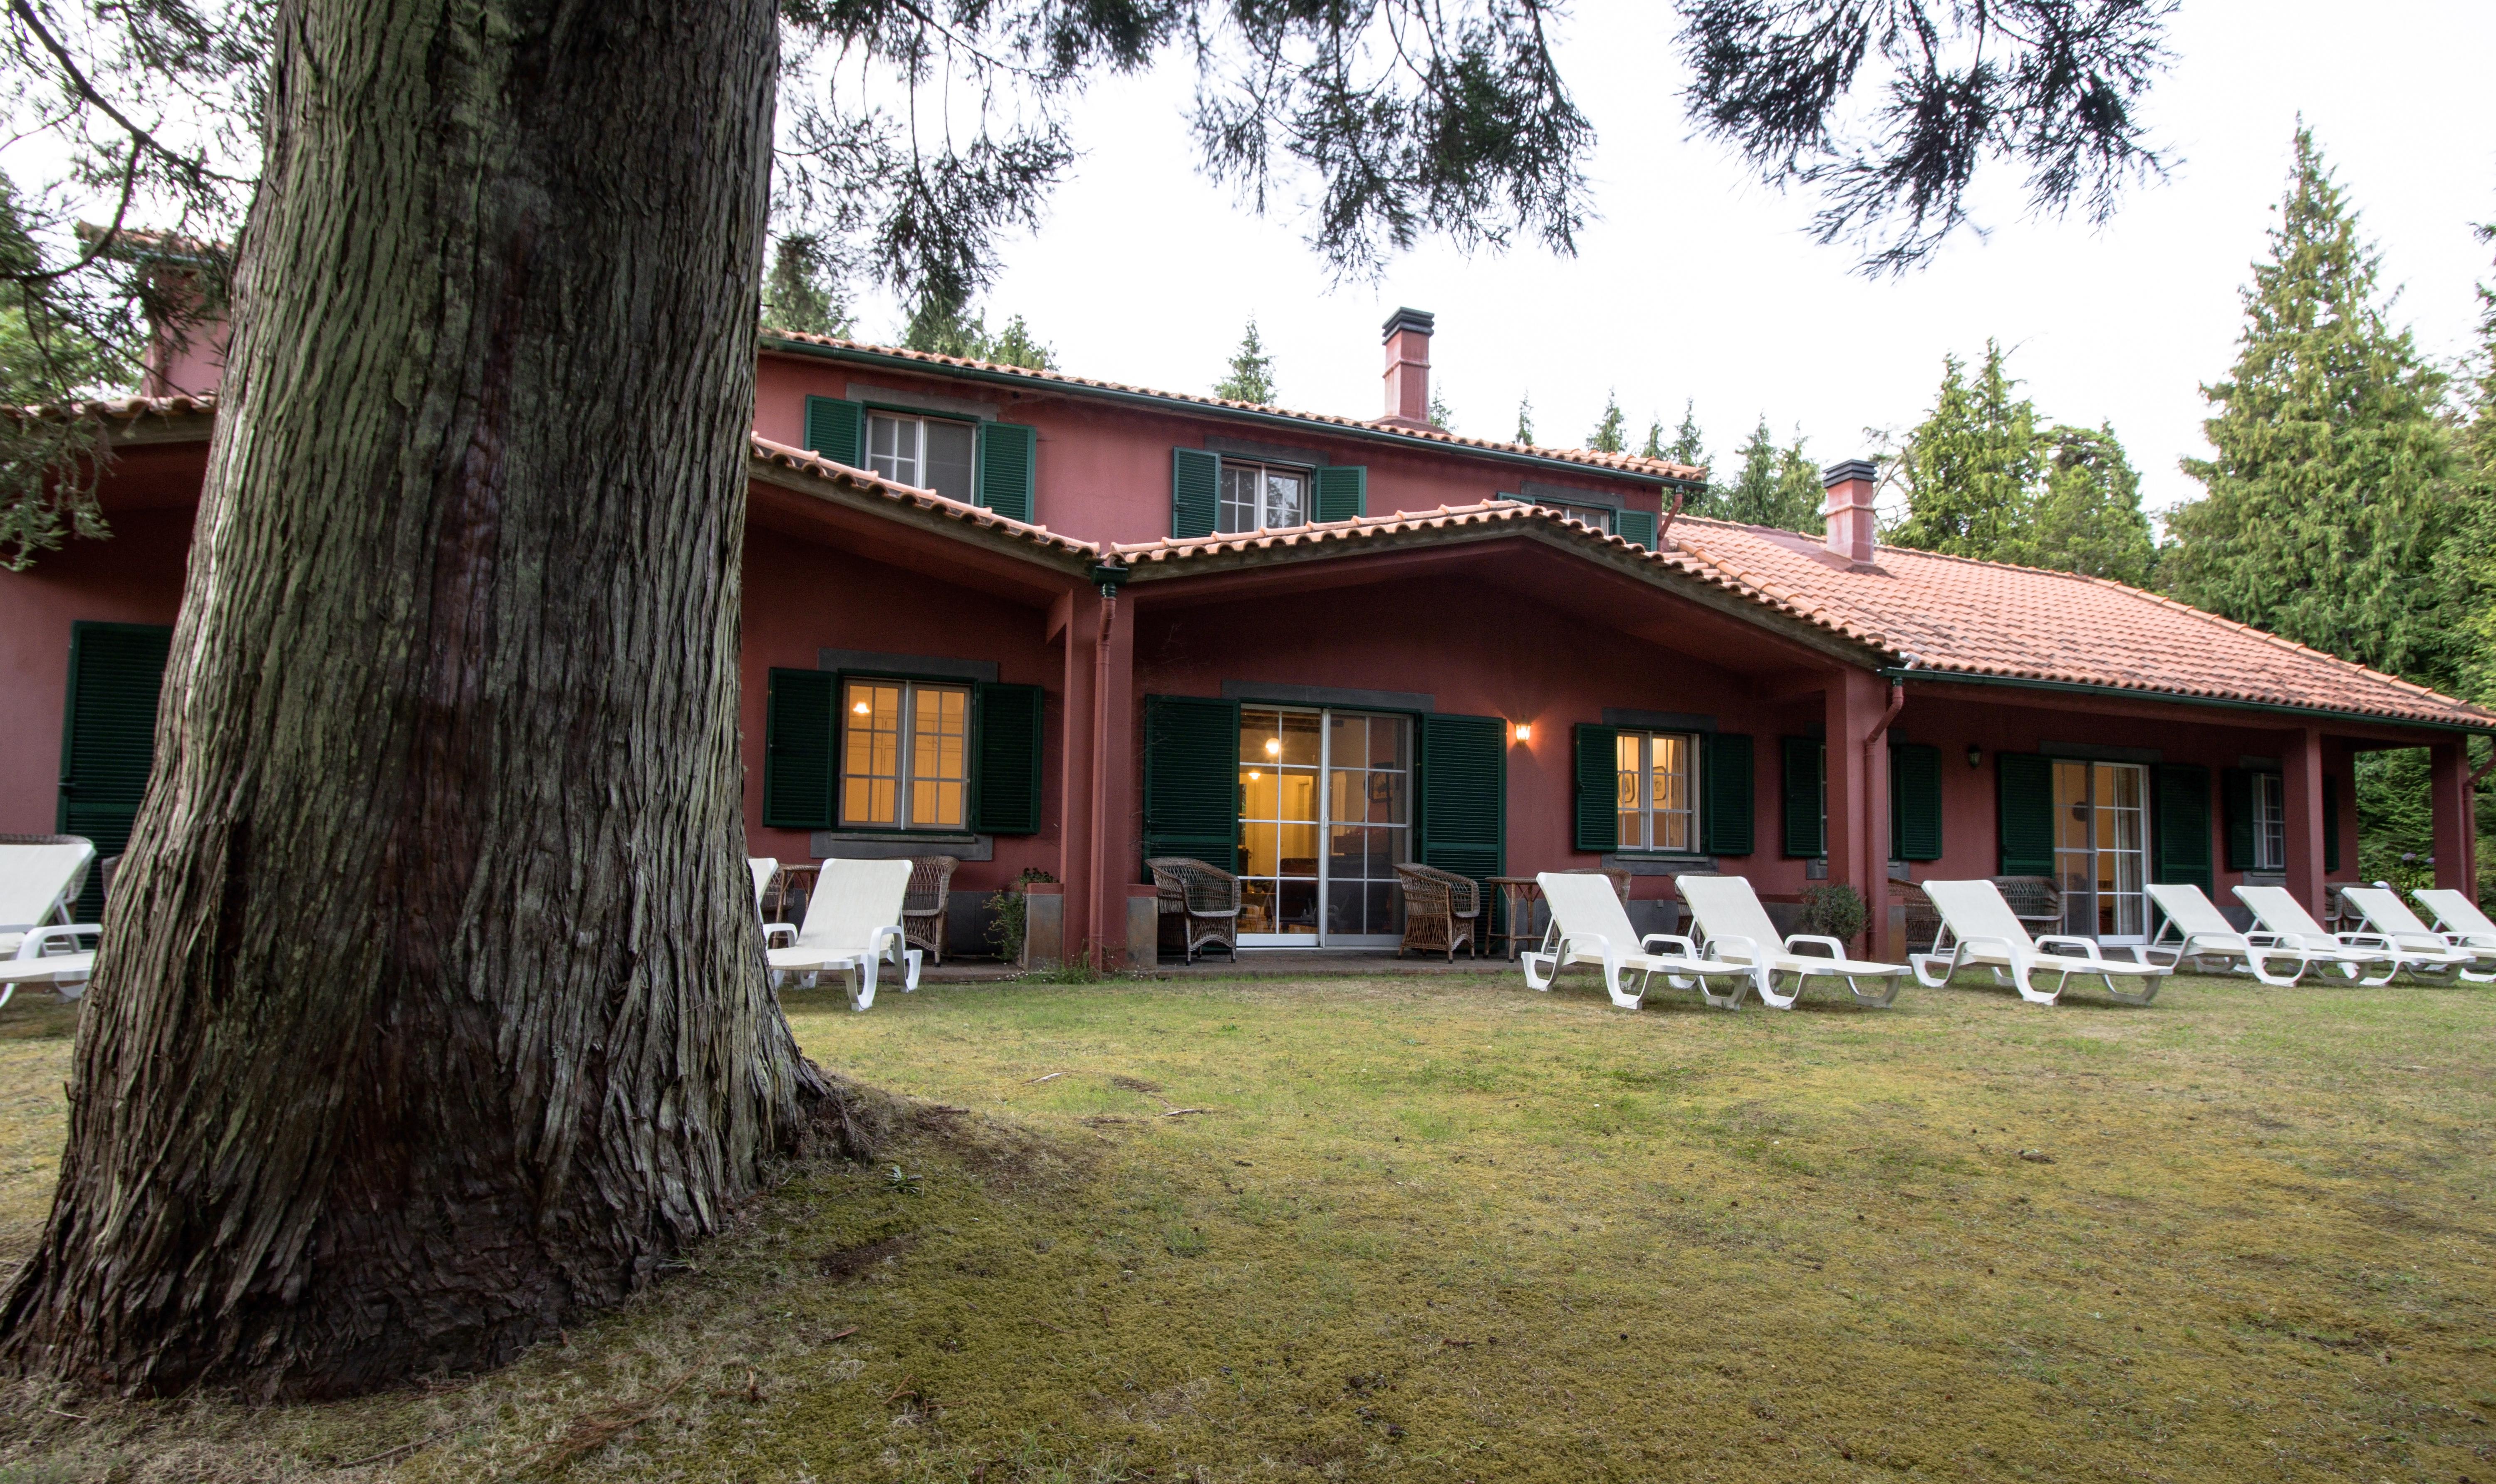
[2143,883,2312,987]
[748,856,797,948]
[2412,888,2496,957]
[1674,873,1911,1009]
[2234,885,2442,985]
[1520,871,1756,1010]
[1910,879,2169,1005]
[765,857,920,1011]
[2335,886,2491,983]
[0,836,100,1007]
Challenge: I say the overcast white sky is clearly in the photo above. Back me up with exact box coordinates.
[853,1,2496,517]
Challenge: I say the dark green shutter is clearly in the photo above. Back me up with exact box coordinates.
[2221,768,2256,871]
[2323,775,2340,873]
[762,668,836,829]
[1171,448,1221,539]
[1615,508,1657,549]
[57,621,172,920]
[1142,695,1240,870]
[1701,732,1754,856]
[1572,723,1619,853]
[1419,714,1506,888]
[804,396,864,467]
[976,421,1036,522]
[1889,742,1943,862]
[1313,466,1367,522]
[2153,763,2213,893]
[970,683,1045,835]
[1780,736,1825,858]
[1996,752,2055,876]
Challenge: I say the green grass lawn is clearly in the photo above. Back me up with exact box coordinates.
[0,965,2491,1482]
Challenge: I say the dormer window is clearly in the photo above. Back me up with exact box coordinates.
[867,411,976,505]
[1218,461,1307,532]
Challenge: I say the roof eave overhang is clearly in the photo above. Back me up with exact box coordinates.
[745,452,1100,580]
[1118,521,1889,670]
[1881,665,2496,737]
[760,336,1697,492]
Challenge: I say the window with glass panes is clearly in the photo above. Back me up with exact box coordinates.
[1217,461,1307,532]
[2251,772,2286,870]
[1614,731,1697,851]
[1542,502,1613,534]
[840,678,969,830]
[866,411,977,505]
[1236,707,1409,943]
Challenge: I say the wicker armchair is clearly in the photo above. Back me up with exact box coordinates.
[1394,862,1481,960]
[902,855,960,966]
[1901,876,2064,951]
[1146,856,1241,964]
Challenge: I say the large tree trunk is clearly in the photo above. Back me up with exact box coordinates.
[0,0,825,1398]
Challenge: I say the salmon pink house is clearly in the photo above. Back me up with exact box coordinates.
[5,309,2491,967]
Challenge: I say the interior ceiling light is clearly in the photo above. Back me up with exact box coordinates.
[1264,737,1282,757]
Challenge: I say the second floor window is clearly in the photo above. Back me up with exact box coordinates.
[868,412,976,505]
[1617,731,1698,852]
[2252,771,2286,871]
[1542,501,1613,534]
[1219,461,1306,532]
[843,678,969,831]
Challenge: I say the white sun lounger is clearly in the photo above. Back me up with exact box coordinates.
[0,836,101,1006]
[1911,879,2169,1005]
[2234,885,2445,985]
[1520,871,1757,1009]
[765,857,920,1010]
[2336,886,2491,983]
[2411,888,2496,956]
[2143,882,2313,986]
[1674,873,1911,1008]
[749,856,797,947]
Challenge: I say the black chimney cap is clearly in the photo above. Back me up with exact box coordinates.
[1381,307,1435,342]
[1820,458,1879,487]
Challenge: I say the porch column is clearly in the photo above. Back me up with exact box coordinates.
[1055,579,1138,970]
[2430,741,2473,893]
[2282,725,2327,915]
[1823,669,1892,956]
[1056,588,1097,967]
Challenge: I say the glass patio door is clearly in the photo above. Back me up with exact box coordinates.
[2053,760,2149,942]
[1237,706,1410,946]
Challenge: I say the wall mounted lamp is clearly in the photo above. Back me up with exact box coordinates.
[1966,744,1983,768]
[1512,722,1533,744]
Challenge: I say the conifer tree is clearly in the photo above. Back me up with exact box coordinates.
[1588,391,1625,453]
[1660,401,1712,513]
[1772,438,1827,534]
[1429,388,1454,430]
[2021,424,2157,584]
[902,292,1054,369]
[1715,418,1821,532]
[1887,341,2040,559]
[1640,416,1665,459]
[1515,394,1535,445]
[759,234,853,337]
[1214,318,1278,403]
[2161,129,2459,684]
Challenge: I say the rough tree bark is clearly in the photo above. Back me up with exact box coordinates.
[0,0,838,1397]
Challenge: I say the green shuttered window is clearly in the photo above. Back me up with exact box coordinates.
[804,396,864,467]
[977,422,1036,522]
[1780,736,1825,858]
[1889,742,1943,862]
[2153,763,2214,893]
[1313,466,1367,522]
[1996,752,2055,875]
[1142,695,1241,869]
[763,668,837,829]
[1615,508,1657,549]
[1572,723,1619,853]
[1171,448,1221,539]
[57,621,172,920]
[971,683,1045,835]
[1701,732,1754,856]
[1419,714,1506,887]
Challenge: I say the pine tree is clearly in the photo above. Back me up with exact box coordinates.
[1887,341,2040,559]
[2020,424,2157,584]
[1714,418,1821,532]
[2162,129,2459,684]
[1515,393,1535,445]
[902,291,1054,369]
[1666,402,1707,467]
[1587,391,1625,453]
[1640,416,1664,459]
[1772,438,1827,535]
[759,233,853,337]
[1429,388,1454,430]
[1214,318,1278,403]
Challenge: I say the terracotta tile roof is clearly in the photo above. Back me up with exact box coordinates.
[2,392,218,425]
[748,436,1099,562]
[1667,517,2496,730]
[758,330,1707,483]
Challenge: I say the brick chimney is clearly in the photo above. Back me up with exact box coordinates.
[1380,307,1434,428]
[1820,459,1880,564]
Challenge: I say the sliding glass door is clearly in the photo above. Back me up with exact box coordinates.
[1237,706,1411,946]
[2054,759,2149,942]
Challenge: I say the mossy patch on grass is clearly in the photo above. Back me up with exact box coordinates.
[0,970,2489,1480]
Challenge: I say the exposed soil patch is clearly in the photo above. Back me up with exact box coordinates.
[816,1232,919,1281]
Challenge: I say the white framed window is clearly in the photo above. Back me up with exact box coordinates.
[867,411,977,505]
[2252,772,2286,871]
[1616,731,1699,853]
[1217,461,1307,532]
[841,678,969,831]
[1545,502,1613,534]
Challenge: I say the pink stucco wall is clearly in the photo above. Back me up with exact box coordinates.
[754,351,1665,549]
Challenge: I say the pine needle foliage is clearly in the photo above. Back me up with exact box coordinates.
[1587,391,1625,453]
[1213,319,1277,404]
[1715,417,1822,533]
[1889,341,2041,559]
